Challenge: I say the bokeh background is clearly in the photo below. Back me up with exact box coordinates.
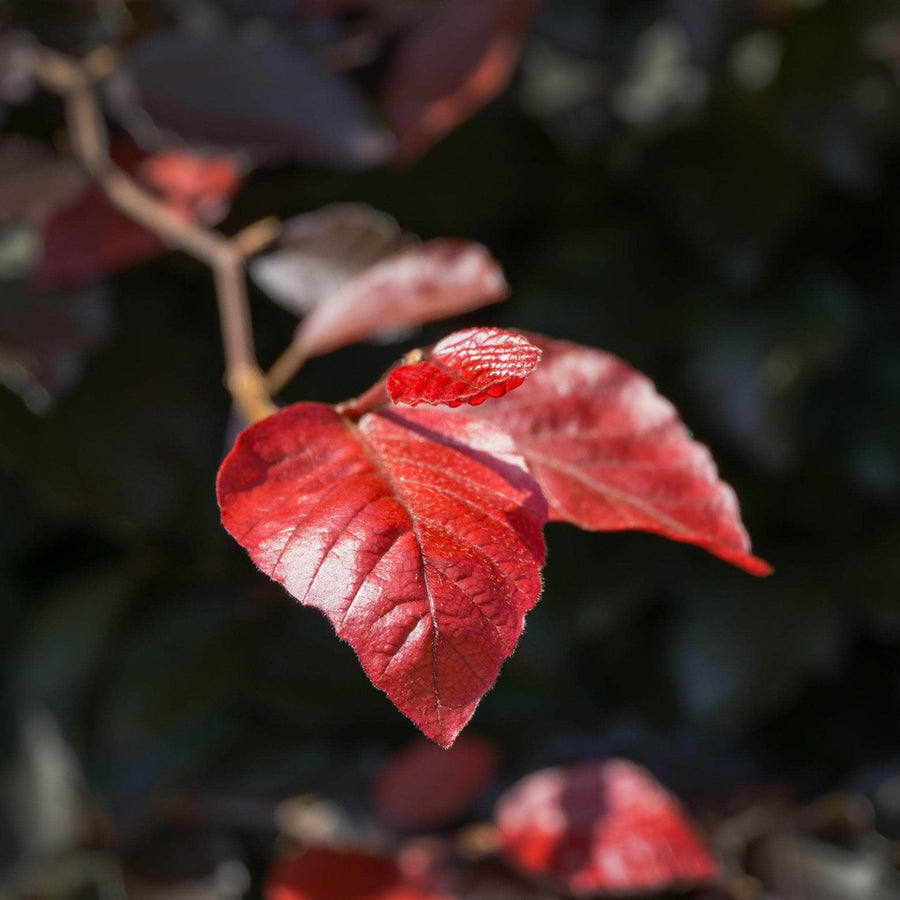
[1,0,900,897]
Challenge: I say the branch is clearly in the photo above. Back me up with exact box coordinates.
[32,46,277,424]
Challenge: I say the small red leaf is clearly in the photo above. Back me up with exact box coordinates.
[494,759,720,896]
[387,328,541,408]
[266,847,449,900]
[461,334,771,575]
[294,240,509,361]
[217,403,546,746]
[372,735,499,831]
[382,0,540,163]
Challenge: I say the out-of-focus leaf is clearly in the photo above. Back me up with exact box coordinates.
[0,280,110,413]
[92,597,247,811]
[139,149,243,226]
[217,403,546,746]
[461,333,771,575]
[494,759,719,896]
[10,566,130,727]
[251,204,407,316]
[371,735,499,831]
[669,570,844,731]
[7,711,91,859]
[387,327,541,407]
[382,0,540,163]
[266,847,451,900]
[0,136,88,225]
[294,240,509,361]
[107,30,393,168]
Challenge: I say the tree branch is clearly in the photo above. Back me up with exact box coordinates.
[32,45,277,424]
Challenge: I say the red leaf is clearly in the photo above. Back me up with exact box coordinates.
[372,735,499,830]
[294,240,509,362]
[266,847,449,900]
[460,334,771,575]
[494,759,720,896]
[387,328,541,408]
[382,0,540,162]
[217,403,546,746]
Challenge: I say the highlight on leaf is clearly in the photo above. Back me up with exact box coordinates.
[387,327,542,407]
[458,333,771,576]
[217,402,547,747]
[494,759,719,896]
[292,239,510,362]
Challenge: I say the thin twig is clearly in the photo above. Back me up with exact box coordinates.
[265,340,308,396]
[32,45,277,424]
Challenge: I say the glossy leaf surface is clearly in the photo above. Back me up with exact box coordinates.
[217,403,546,746]
[462,334,770,575]
[495,759,719,896]
[266,848,449,900]
[372,735,498,831]
[294,240,509,361]
[387,328,541,408]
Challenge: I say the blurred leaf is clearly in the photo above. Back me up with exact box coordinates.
[10,566,131,729]
[251,204,407,317]
[293,239,509,361]
[371,736,499,831]
[382,0,540,163]
[107,30,394,168]
[0,279,111,413]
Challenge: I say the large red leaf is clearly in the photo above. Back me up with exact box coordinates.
[387,328,541,408]
[217,403,546,746]
[372,735,499,831]
[266,847,450,900]
[294,240,509,362]
[382,0,540,162]
[494,759,719,896]
[461,334,770,575]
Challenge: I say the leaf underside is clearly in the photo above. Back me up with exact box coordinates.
[217,403,546,746]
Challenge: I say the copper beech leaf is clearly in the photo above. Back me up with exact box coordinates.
[371,735,499,831]
[293,240,509,362]
[461,334,771,575]
[217,403,546,747]
[266,847,450,900]
[494,759,720,896]
[387,328,541,408]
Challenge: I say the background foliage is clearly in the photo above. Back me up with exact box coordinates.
[1,0,900,896]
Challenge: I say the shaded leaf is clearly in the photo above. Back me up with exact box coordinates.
[266,847,450,900]
[372,735,499,831]
[461,334,770,575]
[0,136,88,225]
[108,30,393,168]
[217,403,546,746]
[0,280,110,412]
[387,328,541,407]
[294,240,509,361]
[494,759,719,896]
[251,204,407,316]
[382,0,540,162]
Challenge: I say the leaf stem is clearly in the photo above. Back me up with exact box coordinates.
[32,45,277,424]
